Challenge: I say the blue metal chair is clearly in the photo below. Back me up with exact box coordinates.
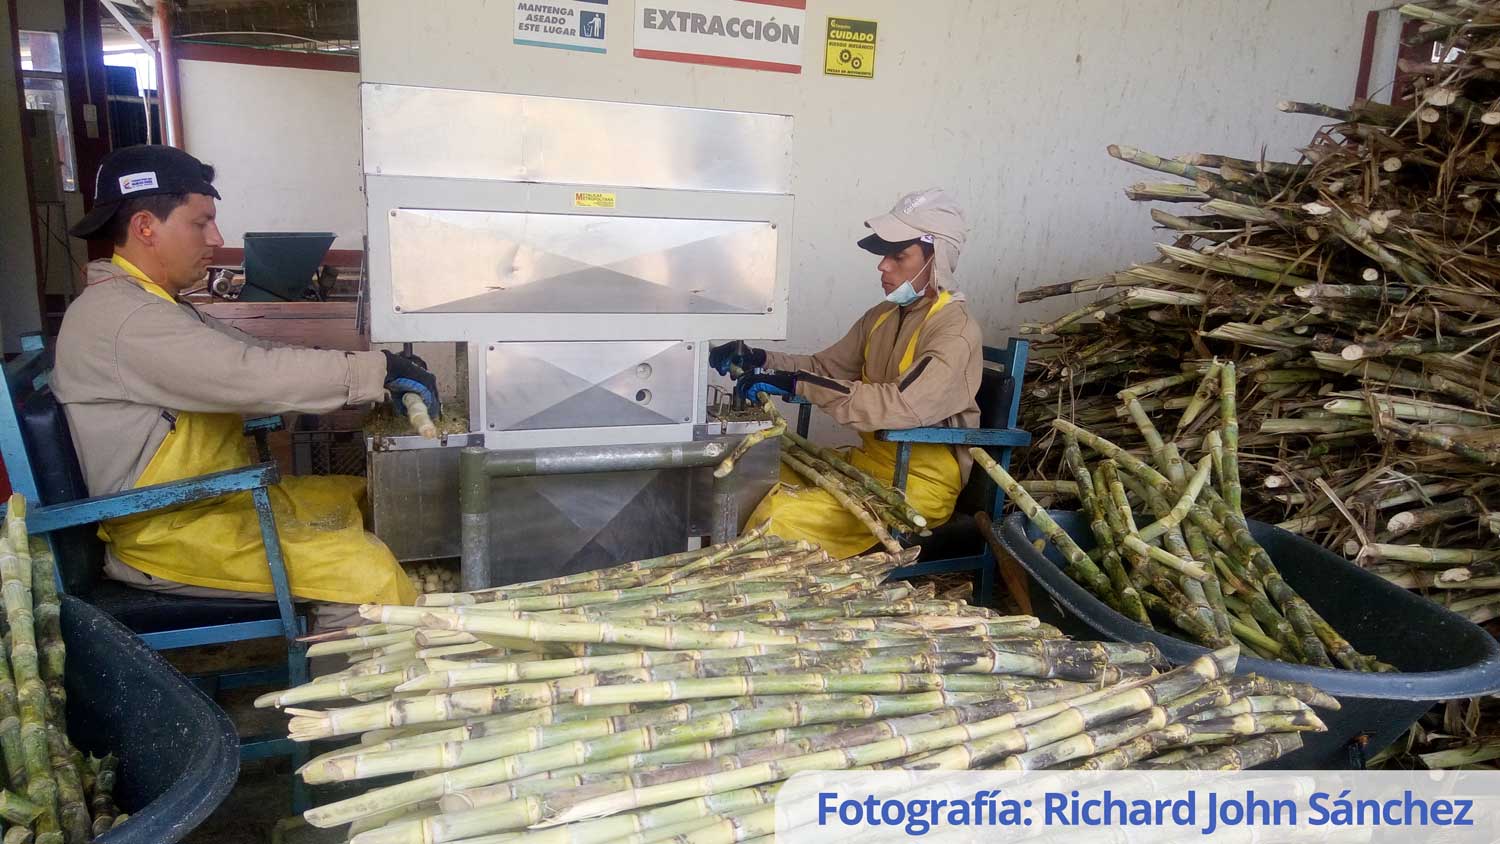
[796,339,1031,607]
[0,334,310,807]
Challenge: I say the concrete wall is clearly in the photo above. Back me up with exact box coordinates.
[178,58,364,250]
[0,0,43,352]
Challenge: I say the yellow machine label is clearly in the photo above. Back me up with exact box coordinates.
[574,191,618,208]
[824,17,876,79]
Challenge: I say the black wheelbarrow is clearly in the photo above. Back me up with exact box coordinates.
[62,595,239,843]
[999,511,1500,769]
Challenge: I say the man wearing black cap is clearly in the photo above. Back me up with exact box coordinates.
[708,188,984,558]
[54,145,435,618]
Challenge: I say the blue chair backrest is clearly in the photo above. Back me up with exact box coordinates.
[977,338,1028,432]
[952,338,1028,512]
[0,342,108,595]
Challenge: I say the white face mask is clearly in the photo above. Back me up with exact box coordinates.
[884,256,934,306]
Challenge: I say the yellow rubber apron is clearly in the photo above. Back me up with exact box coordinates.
[745,292,963,559]
[98,257,415,605]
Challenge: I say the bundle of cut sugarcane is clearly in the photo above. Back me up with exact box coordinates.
[0,495,128,843]
[716,399,927,554]
[985,370,1389,671]
[1016,0,1500,633]
[1370,694,1500,770]
[403,561,462,596]
[258,536,1334,843]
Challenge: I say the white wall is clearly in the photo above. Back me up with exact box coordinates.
[359,0,1384,438]
[178,59,364,250]
[0,0,43,352]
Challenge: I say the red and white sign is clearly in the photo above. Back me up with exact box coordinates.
[634,0,807,74]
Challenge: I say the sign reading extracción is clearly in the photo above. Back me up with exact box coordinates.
[515,0,608,54]
[634,0,807,74]
[824,16,876,78]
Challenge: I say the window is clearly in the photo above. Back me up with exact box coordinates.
[18,30,62,73]
[17,30,76,193]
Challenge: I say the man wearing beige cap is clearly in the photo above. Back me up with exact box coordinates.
[710,188,983,557]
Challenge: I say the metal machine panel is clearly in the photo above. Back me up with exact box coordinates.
[366,177,792,342]
[389,210,776,316]
[362,84,792,194]
[480,470,689,585]
[368,427,778,565]
[483,341,697,431]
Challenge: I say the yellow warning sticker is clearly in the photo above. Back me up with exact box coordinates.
[574,191,617,208]
[825,17,876,79]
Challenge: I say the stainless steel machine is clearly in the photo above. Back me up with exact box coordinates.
[359,80,794,586]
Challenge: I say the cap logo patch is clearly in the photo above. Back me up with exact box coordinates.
[119,172,159,194]
[920,234,934,243]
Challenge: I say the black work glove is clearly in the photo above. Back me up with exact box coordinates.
[709,341,767,376]
[382,350,442,419]
[734,370,799,405]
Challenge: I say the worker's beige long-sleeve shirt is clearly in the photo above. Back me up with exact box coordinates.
[763,291,983,481]
[53,259,388,497]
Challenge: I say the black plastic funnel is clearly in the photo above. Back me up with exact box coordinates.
[241,231,336,302]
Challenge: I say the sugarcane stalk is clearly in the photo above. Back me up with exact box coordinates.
[402,392,438,439]
[1120,537,1211,583]
[779,452,901,554]
[536,654,1228,832]
[713,413,784,479]
[640,524,773,588]
[1124,183,1210,203]
[307,688,1009,829]
[1134,479,1231,644]
[1137,456,1213,543]
[0,500,60,844]
[87,755,116,838]
[43,727,87,844]
[781,429,927,529]
[0,790,41,826]
[1357,543,1500,566]
[1154,732,1305,770]
[1173,361,1221,437]
[1062,438,1149,625]
[968,449,1114,599]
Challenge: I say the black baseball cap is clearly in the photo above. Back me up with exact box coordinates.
[70,145,221,239]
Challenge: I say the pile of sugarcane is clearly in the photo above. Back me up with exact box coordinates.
[404,561,462,596]
[257,537,1335,843]
[1373,695,1500,769]
[1016,0,1500,630]
[0,496,125,843]
[715,400,926,554]
[991,364,1388,670]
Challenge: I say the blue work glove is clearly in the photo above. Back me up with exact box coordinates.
[382,350,442,419]
[709,341,766,376]
[735,370,798,405]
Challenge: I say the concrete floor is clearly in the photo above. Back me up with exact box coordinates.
[165,641,346,844]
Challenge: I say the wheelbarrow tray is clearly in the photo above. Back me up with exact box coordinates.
[999,511,1500,769]
[62,595,239,843]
